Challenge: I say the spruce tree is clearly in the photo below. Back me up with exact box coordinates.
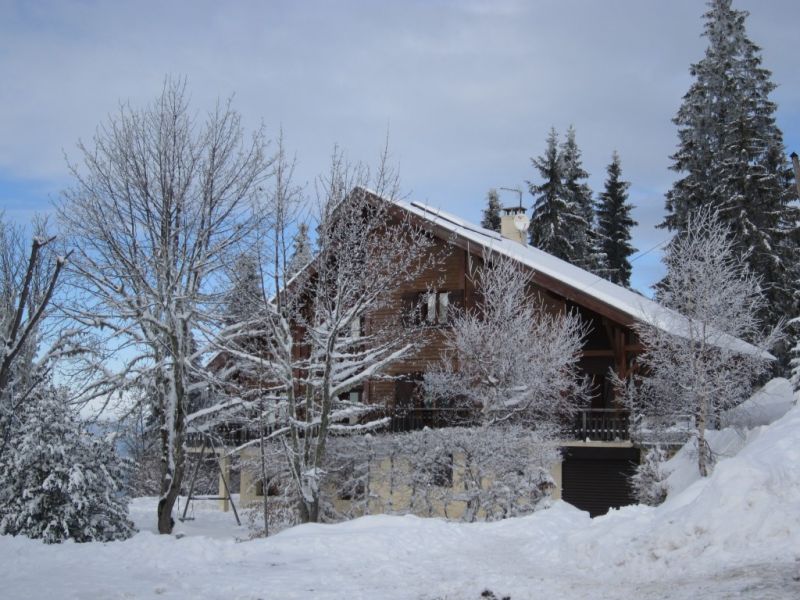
[0,386,134,543]
[225,253,264,325]
[529,127,603,272]
[597,151,637,287]
[481,189,502,232]
[663,0,799,328]
[287,222,313,278]
[528,128,571,259]
[560,126,604,273]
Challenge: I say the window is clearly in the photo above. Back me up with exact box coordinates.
[349,315,364,339]
[338,386,364,424]
[403,290,463,326]
[425,292,449,324]
[336,461,367,501]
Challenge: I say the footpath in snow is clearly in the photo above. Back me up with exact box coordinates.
[1,383,799,599]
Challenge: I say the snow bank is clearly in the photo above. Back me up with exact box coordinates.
[557,403,800,583]
[723,377,795,428]
[657,377,795,498]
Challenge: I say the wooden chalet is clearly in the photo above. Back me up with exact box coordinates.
[207,187,768,517]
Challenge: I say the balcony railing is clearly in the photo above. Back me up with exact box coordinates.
[571,408,630,442]
[388,407,477,433]
[187,407,633,446]
[630,414,693,446]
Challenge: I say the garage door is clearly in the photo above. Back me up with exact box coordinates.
[561,446,640,517]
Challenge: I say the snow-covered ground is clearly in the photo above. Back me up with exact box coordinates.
[2,390,799,599]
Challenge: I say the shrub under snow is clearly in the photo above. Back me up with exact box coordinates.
[630,445,669,506]
[0,389,134,543]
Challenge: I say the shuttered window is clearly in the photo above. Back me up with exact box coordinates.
[403,290,464,326]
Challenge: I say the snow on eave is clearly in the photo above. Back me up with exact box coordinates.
[357,187,774,361]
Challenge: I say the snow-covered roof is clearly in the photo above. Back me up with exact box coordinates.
[368,189,772,360]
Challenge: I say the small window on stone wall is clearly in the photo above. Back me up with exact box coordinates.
[430,452,454,487]
[255,478,281,497]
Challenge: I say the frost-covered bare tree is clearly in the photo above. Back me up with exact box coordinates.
[59,79,272,533]
[218,144,437,523]
[118,399,162,497]
[288,161,437,522]
[424,250,588,427]
[209,133,305,534]
[626,209,778,477]
[0,215,71,458]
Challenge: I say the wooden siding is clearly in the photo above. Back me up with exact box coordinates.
[360,226,640,411]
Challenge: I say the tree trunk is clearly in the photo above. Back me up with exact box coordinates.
[156,368,187,534]
[157,435,185,534]
[697,397,709,478]
[307,498,320,523]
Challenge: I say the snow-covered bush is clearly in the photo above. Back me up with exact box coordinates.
[630,446,668,506]
[450,426,557,521]
[0,388,134,543]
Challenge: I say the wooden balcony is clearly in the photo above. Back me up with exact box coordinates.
[571,408,631,442]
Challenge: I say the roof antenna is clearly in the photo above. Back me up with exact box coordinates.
[499,186,524,210]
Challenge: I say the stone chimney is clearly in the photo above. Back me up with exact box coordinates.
[500,206,530,244]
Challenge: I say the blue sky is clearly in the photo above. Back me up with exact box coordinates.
[1,0,798,295]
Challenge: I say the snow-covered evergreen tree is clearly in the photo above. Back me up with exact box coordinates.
[225,253,264,326]
[596,151,637,287]
[663,0,799,329]
[528,127,603,272]
[529,128,569,257]
[560,126,604,273]
[287,223,313,278]
[480,189,502,232]
[0,386,134,543]
[789,319,800,397]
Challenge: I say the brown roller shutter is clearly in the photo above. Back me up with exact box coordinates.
[561,446,640,517]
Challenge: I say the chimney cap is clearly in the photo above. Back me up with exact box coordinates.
[501,205,527,216]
